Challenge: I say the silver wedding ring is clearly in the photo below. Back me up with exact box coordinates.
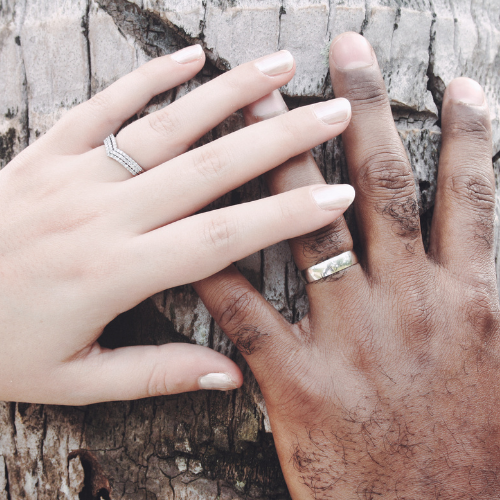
[104,134,144,176]
[301,250,359,283]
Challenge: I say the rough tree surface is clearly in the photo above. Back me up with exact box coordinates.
[0,0,499,498]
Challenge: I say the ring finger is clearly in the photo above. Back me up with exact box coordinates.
[329,32,427,277]
[244,91,355,274]
[243,91,365,324]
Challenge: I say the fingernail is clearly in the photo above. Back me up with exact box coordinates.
[313,98,351,125]
[255,50,294,77]
[330,32,374,70]
[199,373,238,391]
[312,184,355,210]
[248,90,288,119]
[171,44,204,64]
[446,77,485,106]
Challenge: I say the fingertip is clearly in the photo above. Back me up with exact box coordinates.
[312,97,351,126]
[311,183,355,211]
[444,77,486,107]
[244,90,288,124]
[255,50,295,77]
[198,371,243,391]
[329,32,375,71]
[170,44,205,65]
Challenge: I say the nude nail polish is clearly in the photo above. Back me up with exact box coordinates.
[199,373,238,391]
[255,51,294,76]
[171,45,204,64]
[313,98,351,125]
[248,90,288,119]
[312,184,355,210]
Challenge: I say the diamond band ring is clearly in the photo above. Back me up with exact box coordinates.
[104,134,144,176]
[301,250,359,283]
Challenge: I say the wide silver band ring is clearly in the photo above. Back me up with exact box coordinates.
[104,134,144,176]
[301,250,359,283]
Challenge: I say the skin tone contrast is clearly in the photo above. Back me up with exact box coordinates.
[1,31,498,498]
[0,46,355,405]
[194,32,499,498]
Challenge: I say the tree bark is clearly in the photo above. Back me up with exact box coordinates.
[0,0,499,498]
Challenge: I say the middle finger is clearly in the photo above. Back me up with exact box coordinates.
[118,97,352,233]
[329,33,426,276]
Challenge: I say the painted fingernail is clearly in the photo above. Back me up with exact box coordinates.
[199,373,238,391]
[248,90,288,119]
[313,98,351,125]
[446,77,484,106]
[312,184,355,210]
[255,50,294,76]
[171,44,204,64]
[330,32,374,70]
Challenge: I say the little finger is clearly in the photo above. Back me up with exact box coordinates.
[244,91,355,275]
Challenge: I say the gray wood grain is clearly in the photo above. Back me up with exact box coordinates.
[0,0,499,497]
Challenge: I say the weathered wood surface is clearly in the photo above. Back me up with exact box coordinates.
[0,0,499,498]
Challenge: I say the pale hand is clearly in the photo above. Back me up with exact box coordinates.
[0,46,355,405]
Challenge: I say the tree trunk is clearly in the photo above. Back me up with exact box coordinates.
[0,0,499,498]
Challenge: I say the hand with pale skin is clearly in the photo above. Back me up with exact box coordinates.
[0,45,356,405]
[194,33,499,498]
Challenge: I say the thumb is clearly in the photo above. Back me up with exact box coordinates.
[64,343,243,404]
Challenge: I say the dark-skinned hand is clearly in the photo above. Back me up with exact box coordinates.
[194,32,499,499]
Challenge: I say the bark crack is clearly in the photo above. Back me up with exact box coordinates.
[277,0,285,50]
[199,0,207,40]
[68,450,112,500]
[360,0,369,35]
[97,0,231,72]
[426,1,444,117]
[83,0,92,99]
[17,0,29,147]
[493,150,500,165]
[3,459,11,500]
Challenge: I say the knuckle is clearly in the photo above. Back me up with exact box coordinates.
[147,355,170,397]
[86,91,112,113]
[446,109,492,144]
[380,196,420,239]
[203,214,239,252]
[219,70,242,94]
[215,288,258,332]
[342,78,389,110]
[277,117,303,149]
[448,173,495,211]
[296,218,350,262]
[148,107,181,138]
[275,196,296,221]
[465,285,500,343]
[358,149,414,196]
[135,61,156,81]
[192,144,231,181]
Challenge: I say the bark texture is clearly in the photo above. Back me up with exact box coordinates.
[0,0,499,498]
